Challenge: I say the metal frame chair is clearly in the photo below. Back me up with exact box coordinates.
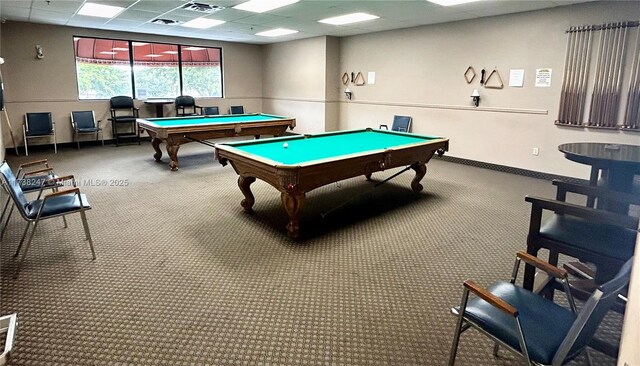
[0,161,95,278]
[71,110,103,149]
[0,313,17,365]
[0,159,59,239]
[109,96,140,146]
[175,95,203,116]
[23,112,56,156]
[203,106,220,115]
[449,251,633,366]
[380,115,412,132]
[229,105,245,115]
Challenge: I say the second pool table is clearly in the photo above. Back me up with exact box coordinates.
[137,113,296,171]
[215,128,449,238]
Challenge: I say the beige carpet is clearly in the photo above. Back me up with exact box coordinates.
[0,140,622,365]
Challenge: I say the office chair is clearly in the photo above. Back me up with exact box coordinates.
[71,110,103,149]
[23,112,56,156]
[449,251,633,366]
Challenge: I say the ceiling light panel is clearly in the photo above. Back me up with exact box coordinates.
[427,0,482,6]
[77,3,125,18]
[234,0,300,14]
[318,12,379,26]
[182,18,225,28]
[256,28,298,37]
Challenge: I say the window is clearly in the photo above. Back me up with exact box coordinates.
[73,37,223,100]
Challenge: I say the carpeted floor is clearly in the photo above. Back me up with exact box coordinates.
[0,140,623,365]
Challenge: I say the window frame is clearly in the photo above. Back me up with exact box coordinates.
[73,35,224,100]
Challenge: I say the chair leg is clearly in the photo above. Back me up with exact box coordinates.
[1,205,16,240]
[492,343,500,357]
[15,221,32,258]
[54,129,57,154]
[80,211,96,260]
[62,215,68,228]
[77,131,80,150]
[0,198,12,237]
[448,288,471,366]
[15,220,39,278]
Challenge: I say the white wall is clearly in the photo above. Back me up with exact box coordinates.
[337,1,640,180]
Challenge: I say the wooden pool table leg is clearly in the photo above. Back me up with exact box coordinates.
[151,137,163,162]
[410,163,427,193]
[238,176,256,212]
[166,142,180,171]
[281,192,305,239]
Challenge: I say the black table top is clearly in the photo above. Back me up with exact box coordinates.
[558,142,640,169]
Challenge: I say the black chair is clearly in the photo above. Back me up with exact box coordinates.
[203,106,220,115]
[379,115,411,132]
[0,159,59,239]
[449,251,633,366]
[229,106,245,115]
[71,111,103,149]
[0,161,95,278]
[109,96,140,146]
[175,95,203,116]
[523,180,638,291]
[23,112,56,156]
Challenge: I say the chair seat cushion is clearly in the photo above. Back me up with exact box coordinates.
[26,131,53,136]
[25,193,91,219]
[458,282,576,365]
[112,116,136,123]
[540,215,637,261]
[76,127,101,133]
[19,174,57,192]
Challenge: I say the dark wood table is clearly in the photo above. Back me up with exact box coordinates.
[144,98,174,117]
[558,142,640,213]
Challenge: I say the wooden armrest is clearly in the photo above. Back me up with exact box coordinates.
[45,187,80,199]
[22,167,54,176]
[516,251,567,279]
[552,179,640,205]
[19,159,48,168]
[45,175,75,186]
[525,195,638,230]
[463,280,518,316]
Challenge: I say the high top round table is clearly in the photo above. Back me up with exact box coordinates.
[558,142,640,213]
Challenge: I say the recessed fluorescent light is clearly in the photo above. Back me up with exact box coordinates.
[234,0,299,13]
[144,54,162,58]
[182,18,225,29]
[77,3,124,18]
[183,46,205,51]
[112,47,129,51]
[427,0,482,5]
[256,28,298,37]
[162,51,179,54]
[99,51,118,55]
[318,12,379,25]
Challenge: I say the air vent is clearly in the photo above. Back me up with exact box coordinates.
[151,18,183,25]
[181,2,225,13]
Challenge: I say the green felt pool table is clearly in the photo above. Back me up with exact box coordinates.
[215,128,449,238]
[137,114,296,171]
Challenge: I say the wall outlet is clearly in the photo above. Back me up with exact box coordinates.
[532,147,539,156]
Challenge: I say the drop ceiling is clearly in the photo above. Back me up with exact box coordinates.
[0,0,595,44]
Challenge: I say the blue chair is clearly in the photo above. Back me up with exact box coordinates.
[448,251,633,366]
[23,112,56,156]
[0,161,95,278]
[229,106,244,115]
[379,115,411,132]
[203,106,219,115]
[71,110,103,149]
[0,159,59,239]
[175,95,203,116]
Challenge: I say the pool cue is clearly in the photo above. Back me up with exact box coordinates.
[320,163,416,219]
[0,60,19,155]
[183,135,216,148]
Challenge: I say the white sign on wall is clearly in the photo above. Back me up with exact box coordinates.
[535,68,552,87]
[509,69,525,87]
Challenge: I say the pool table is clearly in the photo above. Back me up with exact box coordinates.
[215,128,449,238]
[137,113,296,171]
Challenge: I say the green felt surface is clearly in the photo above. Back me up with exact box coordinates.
[233,130,439,165]
[146,114,286,127]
